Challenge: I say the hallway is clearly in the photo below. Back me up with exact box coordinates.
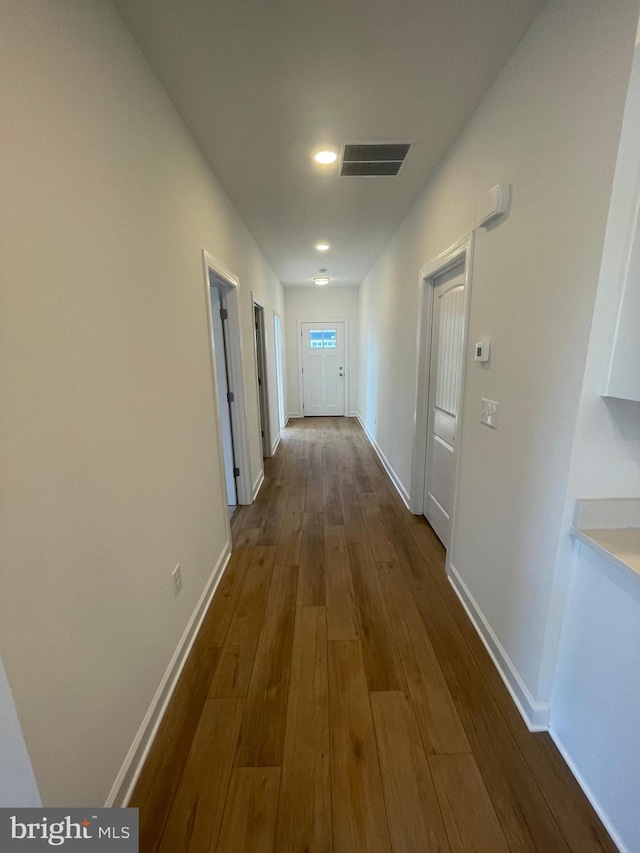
[132,418,614,852]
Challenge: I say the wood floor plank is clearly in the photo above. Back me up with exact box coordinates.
[211,546,276,697]
[371,691,451,852]
[232,526,262,548]
[298,511,326,606]
[361,501,396,561]
[257,484,288,546]
[323,473,344,526]
[307,439,323,481]
[429,754,510,853]
[386,518,433,585]
[133,419,615,853]
[195,545,255,650]
[215,767,280,853]
[376,560,470,755]
[305,479,324,513]
[235,563,298,767]
[408,523,617,853]
[158,696,244,853]
[408,575,570,852]
[328,639,391,852]
[275,606,332,853]
[131,646,221,852]
[348,541,406,691]
[340,483,368,544]
[325,524,359,641]
[276,492,304,566]
[354,466,373,495]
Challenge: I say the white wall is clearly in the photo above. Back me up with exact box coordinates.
[284,287,359,417]
[0,657,41,807]
[358,0,639,712]
[546,33,640,850]
[0,0,284,807]
[550,543,640,853]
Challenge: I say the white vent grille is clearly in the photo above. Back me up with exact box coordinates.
[340,142,411,176]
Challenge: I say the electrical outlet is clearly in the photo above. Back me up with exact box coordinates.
[172,564,183,598]
[480,398,499,429]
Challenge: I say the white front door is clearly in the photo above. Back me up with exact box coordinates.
[424,263,466,547]
[301,321,346,416]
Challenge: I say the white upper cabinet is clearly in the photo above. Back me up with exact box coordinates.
[604,226,640,401]
[602,38,640,403]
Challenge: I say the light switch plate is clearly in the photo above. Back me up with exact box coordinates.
[480,398,499,429]
[475,341,490,363]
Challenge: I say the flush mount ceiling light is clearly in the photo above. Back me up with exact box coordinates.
[314,276,331,286]
[314,149,337,165]
[315,242,330,253]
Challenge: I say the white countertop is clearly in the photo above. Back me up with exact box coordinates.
[570,498,640,581]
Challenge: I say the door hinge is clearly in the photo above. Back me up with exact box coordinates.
[261,429,264,437]
[301,368,304,374]
[233,467,240,478]
[220,307,228,320]
[227,391,234,403]
[258,377,262,386]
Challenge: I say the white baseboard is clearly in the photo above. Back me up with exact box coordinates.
[286,412,301,420]
[347,411,359,418]
[104,542,232,807]
[448,563,550,731]
[355,413,412,511]
[549,730,628,853]
[270,432,281,456]
[252,469,265,500]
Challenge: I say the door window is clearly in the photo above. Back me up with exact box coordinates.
[309,329,337,348]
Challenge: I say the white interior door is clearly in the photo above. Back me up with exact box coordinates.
[254,303,270,457]
[210,286,237,508]
[301,321,345,416]
[424,263,466,547]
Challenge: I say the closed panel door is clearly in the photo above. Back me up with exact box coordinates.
[301,321,345,416]
[424,264,466,547]
[210,286,237,507]
[254,304,270,457]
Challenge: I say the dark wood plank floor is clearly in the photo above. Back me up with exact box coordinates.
[131,417,616,853]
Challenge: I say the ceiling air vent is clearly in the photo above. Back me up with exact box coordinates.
[340,142,411,177]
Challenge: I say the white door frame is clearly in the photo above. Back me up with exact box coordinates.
[410,233,475,564]
[252,293,272,457]
[273,310,286,431]
[202,249,253,506]
[297,317,349,417]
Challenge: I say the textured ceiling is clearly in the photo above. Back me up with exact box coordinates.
[113,0,545,287]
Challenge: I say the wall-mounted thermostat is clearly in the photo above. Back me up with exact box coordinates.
[477,184,511,228]
[475,341,490,363]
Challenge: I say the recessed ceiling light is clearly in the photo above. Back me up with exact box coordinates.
[314,276,331,286]
[314,150,337,165]
[315,242,330,252]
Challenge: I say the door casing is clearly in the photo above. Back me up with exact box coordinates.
[410,234,475,566]
[273,311,286,432]
[202,250,253,508]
